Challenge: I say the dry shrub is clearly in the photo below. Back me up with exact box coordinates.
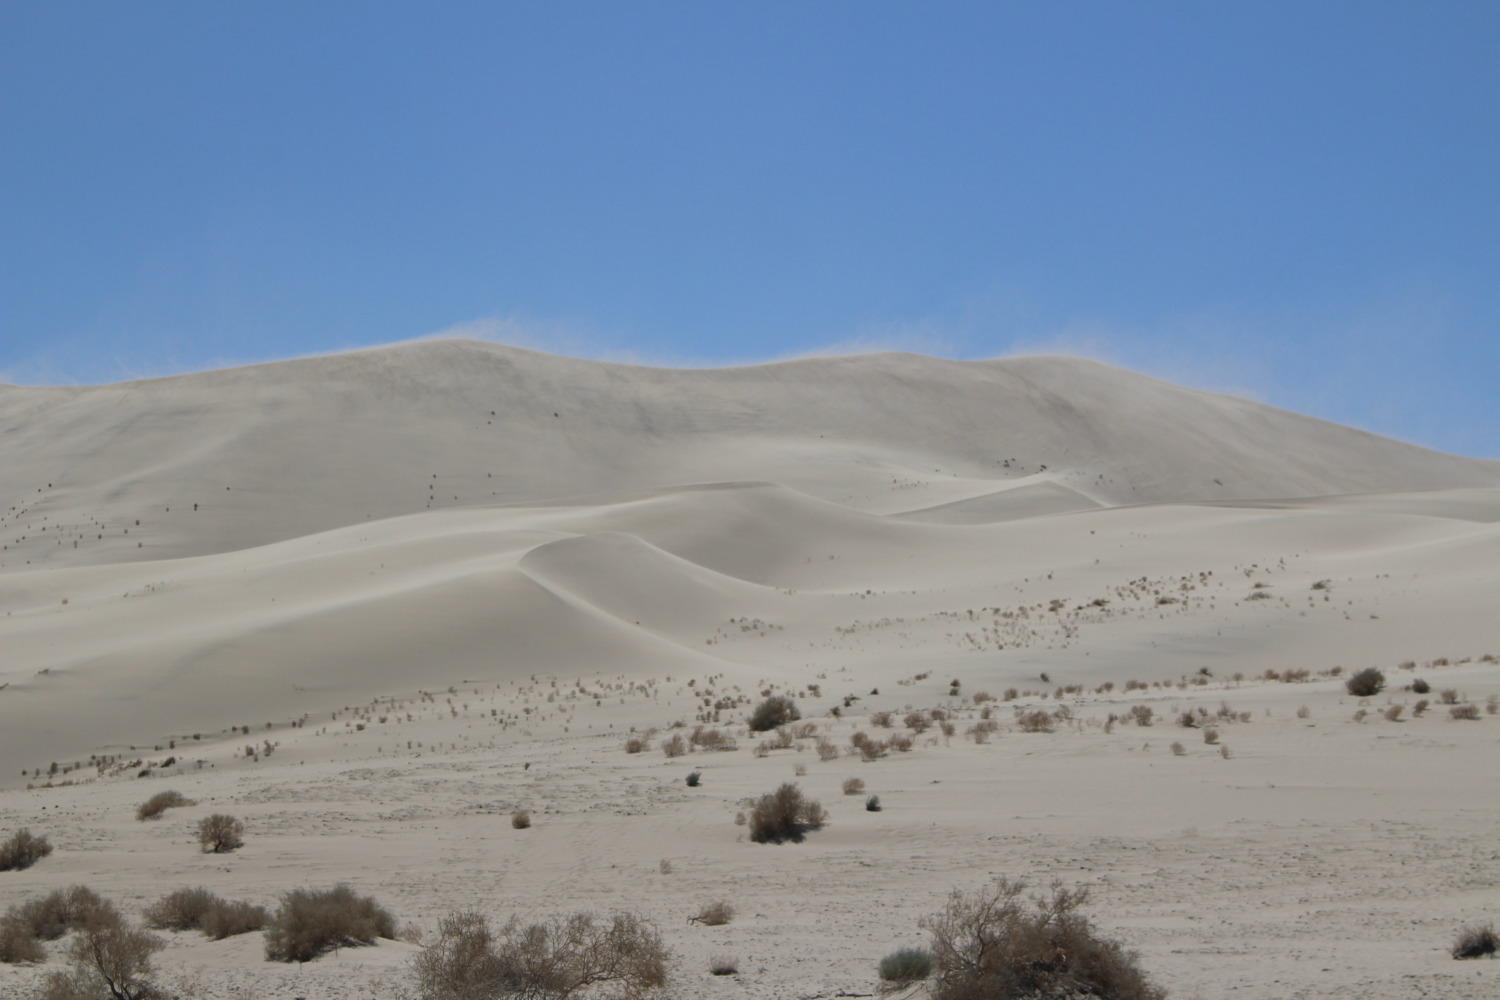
[866,794,882,812]
[694,901,734,926]
[1489,695,1499,716]
[770,727,795,749]
[624,737,649,754]
[1452,923,1497,959]
[9,886,110,943]
[0,913,46,963]
[689,726,735,750]
[1170,742,1186,756]
[1016,710,1053,733]
[1440,688,1460,705]
[196,814,244,853]
[871,711,894,728]
[144,887,266,939]
[748,695,799,732]
[1296,706,1310,719]
[661,734,686,758]
[1412,678,1431,694]
[890,734,914,752]
[709,954,738,976]
[1128,705,1154,727]
[135,790,194,821]
[411,908,669,1000]
[1345,668,1385,697]
[1413,699,1430,717]
[1450,704,1481,721]
[37,901,163,1000]
[748,783,825,844]
[816,738,840,761]
[512,811,531,829]
[1384,704,1403,722]
[921,878,1165,1000]
[264,884,396,962]
[843,777,866,796]
[0,828,52,871]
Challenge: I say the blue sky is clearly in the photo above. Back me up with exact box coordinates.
[2,1,1496,457]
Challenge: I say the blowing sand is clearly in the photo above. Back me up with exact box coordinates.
[2,342,1497,998]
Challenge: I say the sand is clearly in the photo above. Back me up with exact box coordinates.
[1,341,1497,999]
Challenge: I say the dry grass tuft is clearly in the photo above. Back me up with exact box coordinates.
[136,790,195,821]
[264,884,396,962]
[694,900,734,926]
[1452,923,1497,959]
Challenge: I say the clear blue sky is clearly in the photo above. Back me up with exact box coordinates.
[2,1,1496,457]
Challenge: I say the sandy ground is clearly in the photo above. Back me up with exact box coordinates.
[2,344,1498,998]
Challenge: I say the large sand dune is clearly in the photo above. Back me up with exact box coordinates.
[1,343,1496,999]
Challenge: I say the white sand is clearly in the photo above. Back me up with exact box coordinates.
[2,341,1497,999]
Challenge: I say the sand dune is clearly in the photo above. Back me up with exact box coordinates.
[1,345,1497,999]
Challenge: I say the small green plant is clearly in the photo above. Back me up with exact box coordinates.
[865,794,882,812]
[879,946,933,982]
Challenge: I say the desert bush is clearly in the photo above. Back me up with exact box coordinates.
[38,905,163,1000]
[264,884,396,962]
[689,726,735,751]
[748,695,799,732]
[1450,704,1481,721]
[1296,705,1310,719]
[871,711,894,728]
[1413,699,1430,716]
[1412,678,1431,694]
[1202,727,1220,745]
[196,814,243,853]
[843,777,866,795]
[866,794,882,812]
[1384,704,1403,722]
[905,711,930,733]
[1016,710,1053,733]
[411,908,669,1000]
[1452,923,1497,959]
[1346,668,1385,697]
[0,828,52,871]
[921,878,1165,1000]
[890,734,913,752]
[512,811,531,829]
[879,946,933,982]
[135,790,194,821]
[144,887,267,939]
[1128,705,1154,727]
[1170,742,1186,756]
[816,738,840,761]
[685,771,702,787]
[709,954,738,975]
[748,783,825,844]
[0,913,46,963]
[9,886,110,943]
[661,734,686,758]
[1440,688,1460,704]
[625,737,649,754]
[694,901,734,926]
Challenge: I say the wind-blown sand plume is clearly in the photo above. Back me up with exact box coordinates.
[1,345,1497,999]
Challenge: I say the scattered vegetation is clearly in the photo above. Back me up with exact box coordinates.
[411,908,669,999]
[1450,704,1481,721]
[136,790,195,821]
[264,884,396,962]
[747,783,826,844]
[843,777,866,796]
[196,814,244,853]
[921,878,1165,1000]
[37,905,164,1000]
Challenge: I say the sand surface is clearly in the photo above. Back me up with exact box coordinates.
[2,342,1497,998]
